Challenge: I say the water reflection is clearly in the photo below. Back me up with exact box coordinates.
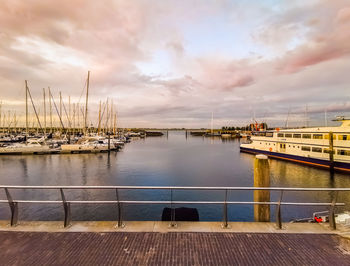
[0,131,349,222]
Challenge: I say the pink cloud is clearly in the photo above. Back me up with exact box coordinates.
[278,6,350,73]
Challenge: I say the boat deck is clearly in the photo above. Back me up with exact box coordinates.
[0,231,349,265]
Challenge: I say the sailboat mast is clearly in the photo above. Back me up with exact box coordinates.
[84,71,90,135]
[98,100,101,135]
[73,103,76,135]
[43,88,46,135]
[77,103,80,133]
[0,101,2,134]
[69,95,71,134]
[110,100,114,132]
[49,87,52,133]
[113,112,116,135]
[25,80,29,139]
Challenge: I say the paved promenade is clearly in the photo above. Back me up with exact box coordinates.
[0,222,349,265]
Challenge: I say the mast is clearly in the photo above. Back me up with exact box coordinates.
[49,87,52,133]
[77,102,80,133]
[43,88,46,135]
[25,80,29,140]
[0,101,2,134]
[113,112,116,135]
[84,71,90,135]
[105,98,109,134]
[69,95,71,134]
[98,100,101,135]
[27,84,43,132]
[110,99,113,132]
[73,103,76,135]
[59,91,62,132]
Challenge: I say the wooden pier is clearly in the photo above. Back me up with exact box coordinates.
[0,229,348,265]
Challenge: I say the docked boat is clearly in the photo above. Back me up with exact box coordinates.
[240,117,350,172]
[0,137,51,155]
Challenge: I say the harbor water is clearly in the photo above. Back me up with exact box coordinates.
[0,131,349,222]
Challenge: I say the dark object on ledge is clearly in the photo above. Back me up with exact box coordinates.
[162,207,199,221]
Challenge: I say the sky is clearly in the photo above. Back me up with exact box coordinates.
[0,0,350,128]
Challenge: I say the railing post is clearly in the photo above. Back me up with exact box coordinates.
[222,189,230,228]
[115,189,124,228]
[5,188,18,226]
[329,191,338,230]
[275,190,283,229]
[169,189,177,227]
[60,188,71,227]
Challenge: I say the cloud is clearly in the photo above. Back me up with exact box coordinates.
[0,0,349,128]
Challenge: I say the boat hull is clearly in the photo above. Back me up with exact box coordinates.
[240,147,350,173]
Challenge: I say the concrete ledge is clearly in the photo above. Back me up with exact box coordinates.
[0,220,338,234]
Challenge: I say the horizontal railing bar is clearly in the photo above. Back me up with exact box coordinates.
[1,185,350,191]
[0,200,345,206]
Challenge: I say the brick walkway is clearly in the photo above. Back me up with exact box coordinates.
[0,232,349,265]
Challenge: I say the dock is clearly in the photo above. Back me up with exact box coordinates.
[0,221,349,265]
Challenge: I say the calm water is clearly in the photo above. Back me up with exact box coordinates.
[0,131,349,222]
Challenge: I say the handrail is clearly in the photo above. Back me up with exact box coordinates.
[0,185,347,230]
[0,185,350,191]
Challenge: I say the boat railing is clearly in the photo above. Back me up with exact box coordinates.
[0,185,349,229]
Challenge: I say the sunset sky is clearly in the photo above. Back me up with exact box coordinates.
[0,0,350,128]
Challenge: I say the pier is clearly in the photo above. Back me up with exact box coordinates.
[0,222,349,265]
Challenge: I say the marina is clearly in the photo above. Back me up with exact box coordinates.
[1,1,350,264]
[1,131,350,223]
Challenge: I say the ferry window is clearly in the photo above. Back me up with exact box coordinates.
[302,134,311,139]
[285,133,292,138]
[312,147,322,153]
[266,132,273,137]
[277,133,284,137]
[338,135,349,140]
[288,145,290,147]
[301,146,311,151]
[313,134,323,139]
[293,134,301,138]
[337,150,350,156]
[323,148,335,154]
[293,146,295,148]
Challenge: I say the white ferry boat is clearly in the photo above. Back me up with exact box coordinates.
[240,117,350,172]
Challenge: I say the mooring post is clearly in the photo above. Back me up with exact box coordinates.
[329,132,334,172]
[254,154,270,222]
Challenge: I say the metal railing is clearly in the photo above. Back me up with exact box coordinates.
[0,186,349,229]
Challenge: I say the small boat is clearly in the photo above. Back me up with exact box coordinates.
[0,137,51,154]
